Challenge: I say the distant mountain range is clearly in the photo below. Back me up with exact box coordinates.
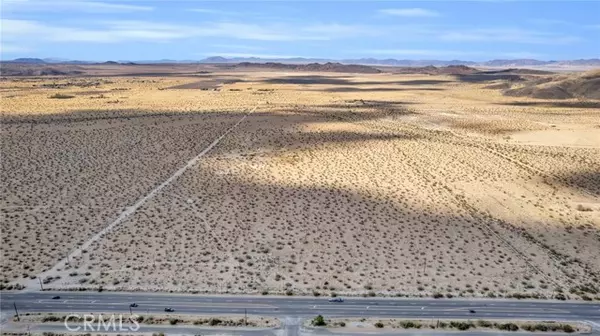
[5,57,600,67]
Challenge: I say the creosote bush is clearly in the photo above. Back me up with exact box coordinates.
[49,93,75,99]
[312,315,326,326]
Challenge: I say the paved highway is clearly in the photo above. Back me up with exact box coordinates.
[1,291,599,335]
[2,291,599,320]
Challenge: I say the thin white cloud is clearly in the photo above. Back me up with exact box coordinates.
[366,49,482,57]
[0,43,31,54]
[210,44,265,51]
[1,19,185,43]
[302,23,381,38]
[362,49,543,59]
[529,18,570,26]
[1,16,583,58]
[500,51,543,59]
[3,0,153,12]
[440,28,581,45]
[209,22,326,41]
[187,8,236,15]
[379,8,440,17]
[204,52,307,59]
[0,19,335,44]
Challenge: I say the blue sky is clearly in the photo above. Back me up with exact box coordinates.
[1,0,599,61]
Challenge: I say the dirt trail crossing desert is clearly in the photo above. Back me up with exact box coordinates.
[25,105,259,289]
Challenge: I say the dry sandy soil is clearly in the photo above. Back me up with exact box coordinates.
[15,312,278,327]
[1,65,599,299]
[312,317,590,333]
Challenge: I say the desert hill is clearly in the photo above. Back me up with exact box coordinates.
[504,69,600,99]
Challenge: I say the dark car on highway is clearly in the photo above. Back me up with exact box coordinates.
[130,303,138,307]
[328,297,344,303]
[164,308,174,312]
[52,296,60,299]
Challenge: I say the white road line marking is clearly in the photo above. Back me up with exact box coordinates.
[35,106,258,280]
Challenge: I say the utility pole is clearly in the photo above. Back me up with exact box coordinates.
[38,277,44,291]
[129,305,132,315]
[244,308,247,326]
[13,302,20,321]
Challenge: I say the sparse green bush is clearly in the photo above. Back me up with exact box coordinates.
[522,324,535,331]
[450,321,472,330]
[312,315,326,326]
[477,320,492,328]
[208,318,222,326]
[42,316,61,322]
[374,322,384,328]
[498,323,519,331]
[555,293,566,300]
[400,321,420,329]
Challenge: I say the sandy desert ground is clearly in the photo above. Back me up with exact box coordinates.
[1,65,599,299]
[312,317,589,333]
[16,312,278,328]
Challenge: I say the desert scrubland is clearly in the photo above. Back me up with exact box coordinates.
[1,64,599,299]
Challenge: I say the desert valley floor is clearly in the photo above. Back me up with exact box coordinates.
[1,64,599,299]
